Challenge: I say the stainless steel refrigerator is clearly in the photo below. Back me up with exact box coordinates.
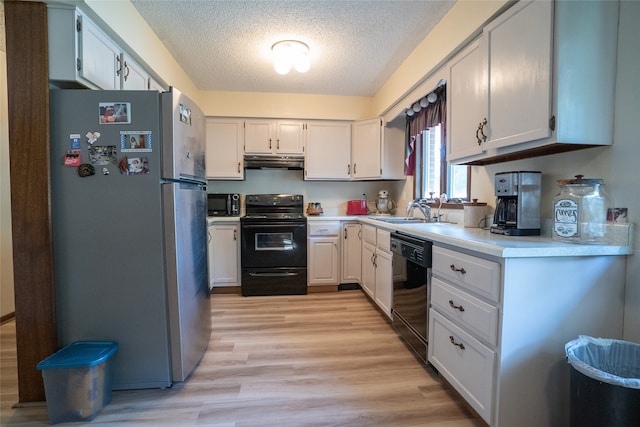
[49,87,211,389]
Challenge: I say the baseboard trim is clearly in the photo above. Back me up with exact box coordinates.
[308,285,339,293]
[211,286,241,294]
[212,285,355,295]
[339,283,362,291]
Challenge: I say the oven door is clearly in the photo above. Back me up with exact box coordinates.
[241,221,307,268]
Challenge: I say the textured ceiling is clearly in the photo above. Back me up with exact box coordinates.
[130,0,455,96]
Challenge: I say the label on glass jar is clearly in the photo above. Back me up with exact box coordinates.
[554,199,579,237]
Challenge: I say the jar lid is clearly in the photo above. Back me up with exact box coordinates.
[463,199,487,206]
[557,175,604,185]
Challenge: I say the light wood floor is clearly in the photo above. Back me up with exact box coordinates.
[1,290,483,426]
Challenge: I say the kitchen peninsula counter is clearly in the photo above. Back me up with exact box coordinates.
[311,215,631,426]
[308,215,634,258]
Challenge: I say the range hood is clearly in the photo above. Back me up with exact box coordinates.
[244,155,304,170]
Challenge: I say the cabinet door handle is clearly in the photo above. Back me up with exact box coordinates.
[344,228,348,239]
[269,138,272,149]
[449,300,465,312]
[476,118,488,144]
[276,139,280,149]
[347,164,351,175]
[237,162,241,173]
[116,56,122,76]
[449,336,466,350]
[450,264,466,274]
[353,163,357,175]
[124,62,130,82]
[233,229,237,241]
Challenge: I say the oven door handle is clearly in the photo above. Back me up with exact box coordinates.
[248,271,300,277]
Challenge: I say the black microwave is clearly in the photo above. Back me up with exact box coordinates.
[208,193,240,216]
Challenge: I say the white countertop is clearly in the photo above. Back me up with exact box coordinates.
[207,216,241,224]
[307,215,634,258]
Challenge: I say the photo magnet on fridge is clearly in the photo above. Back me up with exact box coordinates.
[89,146,118,165]
[121,131,152,152]
[99,102,131,124]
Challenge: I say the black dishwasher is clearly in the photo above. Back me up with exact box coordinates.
[390,232,432,363]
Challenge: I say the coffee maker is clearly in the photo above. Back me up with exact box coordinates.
[490,171,541,236]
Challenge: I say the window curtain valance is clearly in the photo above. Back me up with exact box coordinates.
[404,85,446,176]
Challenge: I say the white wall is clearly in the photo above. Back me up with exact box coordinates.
[209,170,406,217]
[464,0,640,341]
[1,2,16,318]
[608,0,638,342]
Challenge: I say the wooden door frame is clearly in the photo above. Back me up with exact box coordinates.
[5,0,57,402]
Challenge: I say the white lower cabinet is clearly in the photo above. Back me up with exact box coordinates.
[207,222,240,289]
[340,222,362,284]
[429,244,626,426]
[308,222,340,287]
[360,224,392,318]
[373,243,392,316]
[430,310,495,422]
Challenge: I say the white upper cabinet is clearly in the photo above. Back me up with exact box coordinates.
[305,121,351,180]
[448,0,619,165]
[276,121,305,154]
[482,0,553,150]
[48,5,165,91]
[244,120,305,155]
[78,14,121,90]
[244,119,272,154]
[148,77,165,92]
[121,53,149,90]
[447,40,486,160]
[206,118,244,180]
[351,118,382,180]
[351,118,404,180]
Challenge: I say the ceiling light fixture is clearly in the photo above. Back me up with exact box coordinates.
[272,40,310,75]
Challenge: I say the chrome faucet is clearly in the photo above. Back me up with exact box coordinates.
[407,199,432,221]
[435,193,448,222]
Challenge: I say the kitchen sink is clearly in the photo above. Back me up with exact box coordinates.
[369,216,426,224]
[369,216,457,225]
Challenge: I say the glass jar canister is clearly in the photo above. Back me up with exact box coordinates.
[553,175,612,244]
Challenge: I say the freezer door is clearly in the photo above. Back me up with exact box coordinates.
[163,181,211,381]
[162,88,206,182]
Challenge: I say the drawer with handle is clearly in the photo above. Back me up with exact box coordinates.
[432,246,500,302]
[431,277,499,346]
[429,309,495,424]
[308,221,340,236]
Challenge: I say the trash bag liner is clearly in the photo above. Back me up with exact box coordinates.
[565,335,640,389]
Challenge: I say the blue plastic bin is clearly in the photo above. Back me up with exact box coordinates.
[36,341,118,424]
[565,336,640,427]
